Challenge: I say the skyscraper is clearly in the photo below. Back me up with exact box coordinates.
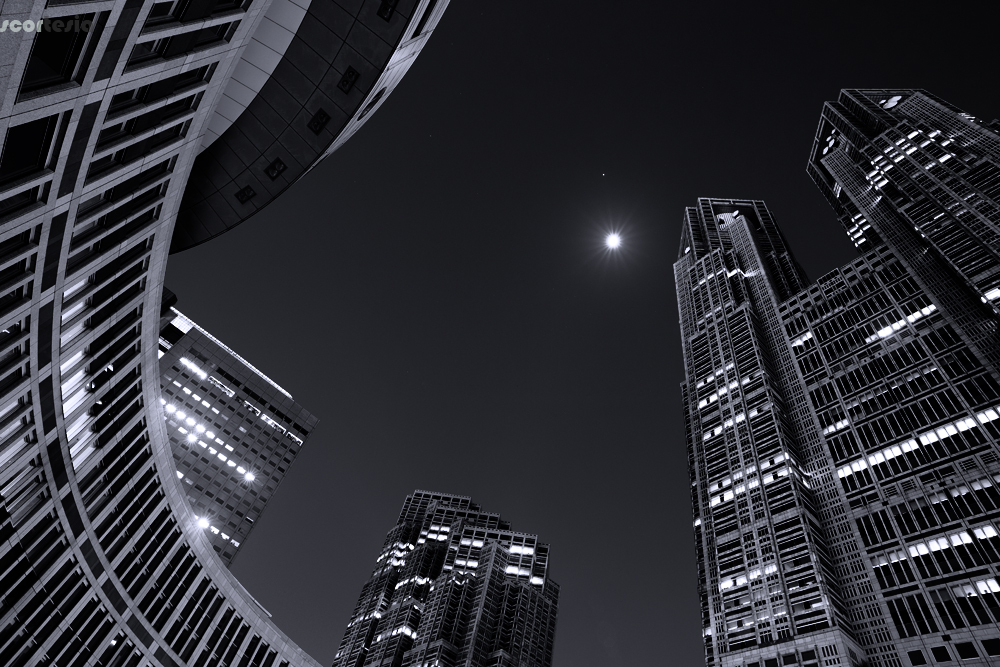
[0,0,449,665]
[807,89,1000,310]
[679,93,1000,667]
[157,299,317,568]
[332,490,559,667]
[678,199,864,667]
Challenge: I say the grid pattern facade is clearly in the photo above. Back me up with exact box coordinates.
[780,242,1000,667]
[807,90,1000,307]
[158,307,317,568]
[677,199,864,667]
[0,0,446,665]
[332,490,559,667]
[791,90,1000,666]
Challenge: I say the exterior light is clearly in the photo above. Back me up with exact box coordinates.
[166,404,176,413]
[197,517,209,529]
[606,233,621,249]
[244,472,255,482]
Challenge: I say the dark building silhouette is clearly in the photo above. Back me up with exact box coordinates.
[0,1,449,665]
[157,302,317,567]
[333,490,559,667]
[679,92,1000,667]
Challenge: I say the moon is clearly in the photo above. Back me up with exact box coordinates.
[605,233,621,249]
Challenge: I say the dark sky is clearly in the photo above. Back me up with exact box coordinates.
[165,2,1000,665]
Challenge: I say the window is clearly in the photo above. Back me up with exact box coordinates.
[412,0,438,37]
[97,93,202,150]
[19,14,100,95]
[359,88,386,120]
[127,22,239,69]
[907,650,927,666]
[0,114,59,187]
[930,646,952,662]
[87,120,191,180]
[955,643,978,659]
[144,0,247,28]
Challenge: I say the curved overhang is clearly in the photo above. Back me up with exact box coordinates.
[198,0,315,151]
[170,0,448,253]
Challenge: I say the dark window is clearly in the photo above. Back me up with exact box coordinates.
[97,93,202,150]
[930,646,952,662]
[954,643,978,659]
[0,114,59,187]
[358,87,386,120]
[0,182,48,218]
[412,0,438,36]
[108,64,214,117]
[87,120,190,180]
[907,650,928,665]
[19,14,98,94]
[983,639,1000,656]
[127,22,237,69]
[144,0,246,28]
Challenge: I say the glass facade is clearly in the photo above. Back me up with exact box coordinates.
[333,490,559,667]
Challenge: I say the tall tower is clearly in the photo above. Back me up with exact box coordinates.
[807,90,1000,316]
[677,199,862,667]
[333,490,559,667]
[157,303,317,568]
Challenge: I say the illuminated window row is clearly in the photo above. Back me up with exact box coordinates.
[862,305,937,344]
[837,404,1000,483]
[170,310,293,398]
[696,362,736,389]
[719,563,779,592]
[702,407,761,439]
[162,398,256,482]
[697,377,752,409]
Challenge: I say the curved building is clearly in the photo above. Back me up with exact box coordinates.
[173,0,446,253]
[0,0,447,665]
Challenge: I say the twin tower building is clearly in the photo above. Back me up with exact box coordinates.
[0,0,998,666]
[679,91,1000,667]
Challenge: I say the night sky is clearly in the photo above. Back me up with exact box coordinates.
[164,2,1000,665]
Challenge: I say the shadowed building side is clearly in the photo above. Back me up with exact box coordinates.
[171,0,449,253]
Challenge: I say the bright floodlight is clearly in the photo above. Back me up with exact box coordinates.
[244,472,255,482]
[197,517,210,529]
[606,233,621,249]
